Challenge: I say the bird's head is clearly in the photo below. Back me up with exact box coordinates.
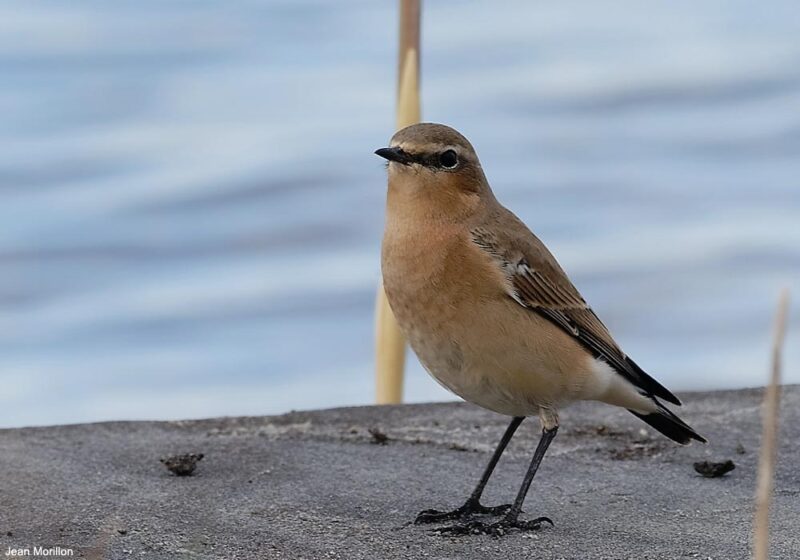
[375,123,493,220]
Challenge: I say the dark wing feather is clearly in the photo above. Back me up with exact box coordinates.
[471,227,681,406]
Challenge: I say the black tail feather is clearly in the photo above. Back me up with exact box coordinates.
[625,356,682,406]
[629,406,706,445]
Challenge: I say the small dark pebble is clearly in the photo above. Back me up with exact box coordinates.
[694,460,735,478]
[117,529,128,535]
[368,428,389,445]
[735,443,746,455]
[160,453,204,476]
[6,531,12,537]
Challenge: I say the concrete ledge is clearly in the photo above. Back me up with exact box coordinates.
[1,387,798,559]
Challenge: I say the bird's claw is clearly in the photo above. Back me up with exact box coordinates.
[414,501,512,524]
[435,515,553,537]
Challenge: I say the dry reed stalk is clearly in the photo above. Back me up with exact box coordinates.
[752,288,790,560]
[375,0,421,404]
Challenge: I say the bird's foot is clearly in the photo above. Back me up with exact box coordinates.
[435,515,553,537]
[414,499,511,524]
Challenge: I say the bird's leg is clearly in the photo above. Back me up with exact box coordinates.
[437,425,558,536]
[415,416,524,524]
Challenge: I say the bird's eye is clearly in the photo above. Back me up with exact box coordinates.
[439,149,458,169]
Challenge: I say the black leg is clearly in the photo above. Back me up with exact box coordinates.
[438,426,558,536]
[502,425,558,525]
[415,416,525,524]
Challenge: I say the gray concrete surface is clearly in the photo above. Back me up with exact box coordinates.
[1,387,798,560]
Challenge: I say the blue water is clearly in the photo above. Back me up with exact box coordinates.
[1,1,798,428]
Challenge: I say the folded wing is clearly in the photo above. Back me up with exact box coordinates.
[471,225,681,407]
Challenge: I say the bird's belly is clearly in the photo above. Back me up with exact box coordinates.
[402,298,582,417]
[420,350,544,417]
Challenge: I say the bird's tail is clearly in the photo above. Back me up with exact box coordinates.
[628,404,706,445]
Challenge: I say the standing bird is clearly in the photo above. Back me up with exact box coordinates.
[375,123,705,536]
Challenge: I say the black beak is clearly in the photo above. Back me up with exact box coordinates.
[375,146,412,165]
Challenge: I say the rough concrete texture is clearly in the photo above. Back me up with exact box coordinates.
[1,387,798,560]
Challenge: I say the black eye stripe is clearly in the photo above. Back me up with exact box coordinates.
[421,153,441,167]
[405,150,459,169]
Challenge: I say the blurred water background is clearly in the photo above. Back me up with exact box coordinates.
[1,0,798,428]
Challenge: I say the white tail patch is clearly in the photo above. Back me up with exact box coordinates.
[582,357,659,414]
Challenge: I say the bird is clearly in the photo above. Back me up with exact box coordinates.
[375,122,705,536]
